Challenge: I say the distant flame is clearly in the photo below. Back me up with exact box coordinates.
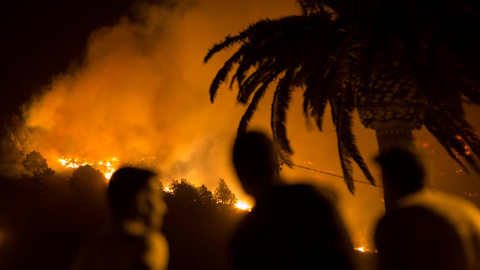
[235,201,252,211]
[56,156,118,179]
[104,170,114,179]
[354,246,377,253]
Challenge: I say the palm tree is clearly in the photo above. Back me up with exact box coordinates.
[204,0,480,195]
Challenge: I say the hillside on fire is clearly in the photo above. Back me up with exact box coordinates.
[0,147,250,270]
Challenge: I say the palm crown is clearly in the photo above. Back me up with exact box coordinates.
[205,0,480,193]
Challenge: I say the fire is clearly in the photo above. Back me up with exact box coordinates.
[58,158,81,168]
[57,156,252,210]
[56,156,119,179]
[235,201,252,211]
[355,247,365,252]
[354,246,377,253]
[104,169,114,179]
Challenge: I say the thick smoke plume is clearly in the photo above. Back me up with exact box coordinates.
[21,0,297,190]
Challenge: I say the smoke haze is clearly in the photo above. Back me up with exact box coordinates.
[19,0,480,248]
[22,0,297,184]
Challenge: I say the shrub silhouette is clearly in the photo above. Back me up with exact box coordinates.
[214,178,237,206]
[70,165,106,189]
[22,150,55,179]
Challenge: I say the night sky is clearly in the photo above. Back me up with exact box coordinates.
[0,0,135,118]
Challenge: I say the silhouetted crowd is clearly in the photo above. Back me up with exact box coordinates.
[63,131,480,269]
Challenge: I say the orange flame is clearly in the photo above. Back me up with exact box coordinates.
[56,156,119,179]
[234,201,252,211]
[355,247,365,252]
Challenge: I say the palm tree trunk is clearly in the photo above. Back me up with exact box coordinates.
[376,129,415,155]
[376,128,415,211]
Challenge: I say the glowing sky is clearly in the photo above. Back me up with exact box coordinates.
[13,0,480,248]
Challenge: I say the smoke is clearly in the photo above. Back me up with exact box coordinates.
[21,0,298,189]
[18,0,480,249]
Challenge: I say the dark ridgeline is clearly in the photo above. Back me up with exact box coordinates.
[230,131,359,270]
[375,149,480,270]
[0,140,246,270]
[71,167,169,270]
[0,160,111,269]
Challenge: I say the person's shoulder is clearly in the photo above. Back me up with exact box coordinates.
[397,190,480,227]
[376,202,460,248]
[381,203,443,224]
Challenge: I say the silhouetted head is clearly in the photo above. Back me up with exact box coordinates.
[233,131,279,198]
[376,148,426,198]
[108,167,165,228]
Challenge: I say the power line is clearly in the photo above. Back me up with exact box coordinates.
[284,162,384,188]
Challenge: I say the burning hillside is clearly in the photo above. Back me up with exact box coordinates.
[20,2,233,193]
[14,0,303,216]
[57,156,118,179]
[53,153,254,210]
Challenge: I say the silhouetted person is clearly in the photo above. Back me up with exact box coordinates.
[374,149,480,270]
[230,131,358,270]
[71,167,169,270]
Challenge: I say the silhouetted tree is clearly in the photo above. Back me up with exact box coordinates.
[69,165,107,193]
[157,177,164,191]
[214,178,237,206]
[69,165,108,225]
[0,136,24,178]
[168,179,200,206]
[197,184,215,205]
[205,0,480,192]
[162,178,244,270]
[22,150,55,178]
[3,113,31,154]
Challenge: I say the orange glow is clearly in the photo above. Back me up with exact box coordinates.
[355,246,377,253]
[104,170,114,179]
[355,247,365,252]
[234,201,252,211]
[56,156,118,179]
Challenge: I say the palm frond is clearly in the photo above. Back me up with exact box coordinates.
[237,74,279,136]
[208,46,248,102]
[424,106,478,173]
[330,101,355,193]
[453,117,480,160]
[204,35,243,63]
[271,70,295,158]
[237,61,276,103]
[336,103,376,186]
[442,108,480,173]
[234,47,273,89]
[303,78,329,131]
[206,0,480,193]
[424,122,472,174]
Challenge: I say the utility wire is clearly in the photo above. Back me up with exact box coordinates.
[284,162,384,188]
